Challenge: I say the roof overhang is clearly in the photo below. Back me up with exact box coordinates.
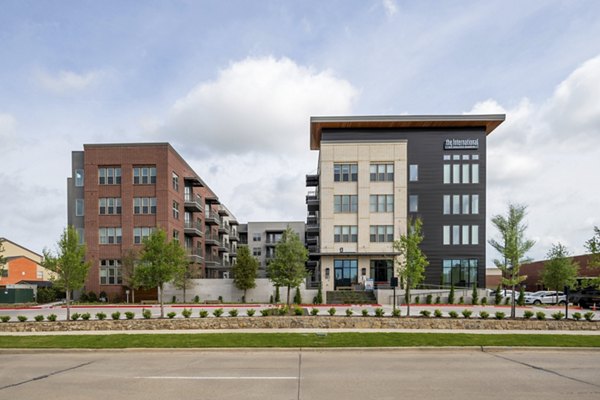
[205,196,220,205]
[184,176,205,187]
[310,114,506,150]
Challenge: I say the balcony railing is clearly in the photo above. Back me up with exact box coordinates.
[184,221,203,237]
[184,194,203,212]
[186,247,203,263]
[204,210,221,225]
[204,233,220,246]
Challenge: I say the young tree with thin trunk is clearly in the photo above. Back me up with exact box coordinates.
[585,226,600,269]
[394,217,429,317]
[233,245,258,302]
[267,227,308,307]
[121,248,139,303]
[173,262,199,303]
[541,243,579,303]
[488,204,535,318]
[134,229,188,318]
[42,226,90,320]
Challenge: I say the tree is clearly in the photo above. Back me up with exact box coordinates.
[541,243,579,303]
[173,262,199,303]
[488,204,535,318]
[134,229,188,318]
[394,217,429,316]
[42,226,90,320]
[448,284,455,304]
[232,246,258,302]
[267,227,308,307]
[121,248,140,303]
[471,283,478,305]
[585,226,600,269]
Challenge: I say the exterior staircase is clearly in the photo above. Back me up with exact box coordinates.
[326,290,377,304]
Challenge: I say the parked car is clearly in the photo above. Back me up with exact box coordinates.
[524,291,566,305]
[569,288,600,309]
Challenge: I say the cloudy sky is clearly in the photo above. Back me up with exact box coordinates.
[1,0,599,265]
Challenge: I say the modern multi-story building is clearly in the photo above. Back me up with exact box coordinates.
[238,221,305,278]
[305,115,505,292]
[67,143,238,300]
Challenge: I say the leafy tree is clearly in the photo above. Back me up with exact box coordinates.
[173,262,199,303]
[232,246,258,302]
[134,229,188,318]
[121,248,140,303]
[541,243,579,303]
[584,226,600,269]
[488,204,535,318]
[267,227,308,307]
[394,217,429,316]
[42,226,90,320]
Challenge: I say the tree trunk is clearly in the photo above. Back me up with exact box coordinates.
[511,282,516,319]
[66,288,71,321]
[244,289,247,303]
[406,287,411,317]
[286,285,291,307]
[132,289,135,304]
[183,285,186,304]
[159,284,164,318]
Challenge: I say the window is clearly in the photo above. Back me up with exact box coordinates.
[445,194,478,215]
[133,197,157,214]
[99,259,122,285]
[75,169,84,187]
[443,226,450,245]
[76,228,85,245]
[409,164,418,181]
[442,259,478,287]
[173,229,179,242]
[443,165,451,184]
[75,199,84,216]
[452,164,460,184]
[133,166,157,184]
[462,225,470,245]
[334,163,358,182]
[252,247,261,257]
[462,164,470,184]
[452,225,460,245]
[172,201,179,219]
[443,225,480,246]
[334,195,358,213]
[409,195,418,212]
[472,164,479,184]
[172,172,179,191]
[1,269,7,278]
[133,227,155,244]
[443,195,451,215]
[472,195,479,214]
[99,198,122,215]
[472,154,480,160]
[99,227,122,244]
[98,167,121,185]
[443,155,451,160]
[252,233,261,242]
[462,195,470,214]
[370,225,394,242]
[462,155,470,160]
[370,194,393,213]
[334,226,358,242]
[471,225,479,245]
[453,154,460,160]
[452,195,460,215]
[370,163,394,181]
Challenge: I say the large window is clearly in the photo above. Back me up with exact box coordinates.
[99,198,121,215]
[443,194,479,215]
[75,169,84,187]
[99,167,121,185]
[334,259,358,288]
[133,166,157,184]
[370,163,394,181]
[133,197,156,214]
[172,172,179,191]
[442,157,480,185]
[99,259,122,285]
[370,194,393,213]
[409,164,418,182]
[99,227,122,244]
[334,195,358,213]
[442,259,478,287]
[334,163,358,182]
[75,199,84,216]
[443,225,480,245]
[253,247,261,257]
[370,225,394,242]
[252,233,261,242]
[409,195,418,212]
[172,201,179,219]
[133,227,155,244]
[334,226,358,242]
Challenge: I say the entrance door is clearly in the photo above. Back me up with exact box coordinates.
[334,259,358,289]
[370,260,393,285]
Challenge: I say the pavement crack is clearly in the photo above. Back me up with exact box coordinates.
[0,360,94,391]
[481,350,600,389]
[297,351,303,400]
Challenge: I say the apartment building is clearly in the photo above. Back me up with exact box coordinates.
[67,143,238,300]
[0,238,53,285]
[306,115,504,292]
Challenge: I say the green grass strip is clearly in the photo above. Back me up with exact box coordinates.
[1,332,599,349]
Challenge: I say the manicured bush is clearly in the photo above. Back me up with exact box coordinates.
[81,313,91,321]
[361,309,369,317]
[213,308,224,317]
[414,296,420,304]
[96,312,107,320]
[392,308,401,317]
[310,308,319,316]
[269,295,274,304]
[199,310,209,318]
[34,314,45,322]
[345,308,354,317]
[426,294,433,304]
[420,310,431,318]
[471,284,478,305]
[142,309,152,319]
[523,310,534,319]
[448,285,455,304]
[260,309,270,317]
[79,292,89,302]
[504,297,510,305]
[111,311,121,320]
[218,296,223,302]
[17,315,28,322]
[551,311,564,320]
[458,296,464,305]
[228,309,238,317]
[278,306,289,316]
[1,316,11,323]
[125,311,135,320]
[481,297,488,306]
[316,285,323,304]
[246,309,255,317]
[495,312,506,320]
[293,288,302,305]
[193,295,200,303]
[274,287,280,303]
[479,311,489,319]
[494,286,502,305]
[434,309,443,318]
[47,314,57,322]
[37,287,58,304]
[374,308,385,317]
[536,311,546,321]
[518,286,525,306]
[328,307,336,316]
[448,311,458,318]
[167,312,176,319]
[87,291,98,303]
[71,313,81,321]
[572,312,582,321]
[172,295,177,304]
[584,311,595,322]
[435,296,441,304]
[293,307,303,316]
[462,309,473,319]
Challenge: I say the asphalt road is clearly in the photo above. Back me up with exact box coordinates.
[1,349,598,400]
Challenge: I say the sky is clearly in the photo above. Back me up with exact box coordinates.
[1,0,599,265]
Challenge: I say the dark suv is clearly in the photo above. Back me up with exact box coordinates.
[569,288,600,309]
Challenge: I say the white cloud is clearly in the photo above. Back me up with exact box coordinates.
[0,113,17,142]
[382,0,398,17]
[35,69,104,93]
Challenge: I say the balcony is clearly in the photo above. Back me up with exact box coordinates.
[205,211,220,226]
[306,259,318,269]
[307,244,318,253]
[186,247,204,264]
[306,191,319,212]
[184,194,203,213]
[205,254,221,267]
[218,207,229,217]
[306,174,319,187]
[184,221,203,237]
[306,236,318,246]
[218,240,229,253]
[265,238,280,247]
[229,245,237,257]
[306,222,319,235]
[204,233,220,247]
[229,230,240,241]
[306,213,318,225]
[218,222,230,234]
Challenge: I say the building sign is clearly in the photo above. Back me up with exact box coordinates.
[444,138,479,150]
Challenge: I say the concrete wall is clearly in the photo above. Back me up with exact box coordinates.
[376,288,490,305]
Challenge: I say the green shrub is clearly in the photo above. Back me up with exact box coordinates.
[36,287,58,303]
[71,313,80,321]
[87,291,98,302]
[435,296,441,304]
[313,296,317,304]
[293,288,302,305]
[434,309,443,318]
[481,297,487,306]
[462,309,473,319]
[316,285,323,304]
[218,296,223,302]
[47,314,57,322]
[494,286,502,305]
[448,285,455,304]
[551,311,564,320]
[584,311,595,322]
[142,309,152,319]
[269,295,274,304]
[523,310,534,319]
[414,296,420,304]
[81,313,91,321]
[392,308,401,317]
[495,312,506,320]
[199,310,209,318]
[213,308,224,317]
[572,312,582,321]
[125,311,135,320]
[193,295,200,303]
[111,311,121,320]
[277,306,289,316]
[471,284,478,305]
[310,308,319,316]
[167,312,176,319]
[260,309,270,317]
[172,295,177,304]
[328,307,336,316]
[536,311,546,320]
[518,286,525,306]
[34,314,45,322]
[374,308,384,317]
[228,309,238,317]
[504,297,510,305]
[479,311,489,319]
[95,312,107,320]
[345,308,353,317]
[79,292,89,302]
[293,307,303,316]
[362,309,369,317]
[246,309,255,317]
[426,294,433,304]
[448,311,458,318]
[1,316,11,323]
[274,287,280,303]
[17,315,28,322]
[420,310,431,318]
[458,296,464,304]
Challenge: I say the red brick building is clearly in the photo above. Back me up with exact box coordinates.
[68,143,238,300]
[520,254,598,291]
